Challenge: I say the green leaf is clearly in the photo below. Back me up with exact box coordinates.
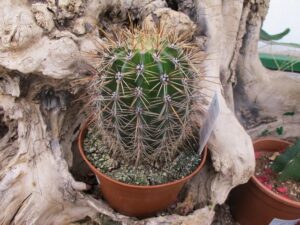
[276,127,284,135]
[283,111,295,116]
[260,28,290,41]
[272,139,300,173]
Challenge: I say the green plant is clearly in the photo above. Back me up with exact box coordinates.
[276,126,283,135]
[88,27,205,166]
[260,28,290,41]
[272,139,300,181]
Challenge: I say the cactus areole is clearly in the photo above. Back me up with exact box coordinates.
[89,27,205,166]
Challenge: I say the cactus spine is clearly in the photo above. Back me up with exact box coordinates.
[89,27,205,166]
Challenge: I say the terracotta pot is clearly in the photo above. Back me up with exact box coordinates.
[230,138,300,225]
[78,120,208,218]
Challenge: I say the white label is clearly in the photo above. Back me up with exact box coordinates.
[269,218,300,225]
[198,92,220,154]
[95,176,101,185]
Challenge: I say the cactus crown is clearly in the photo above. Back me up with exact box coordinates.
[272,139,300,182]
[88,26,205,166]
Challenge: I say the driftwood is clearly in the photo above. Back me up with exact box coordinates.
[0,0,299,224]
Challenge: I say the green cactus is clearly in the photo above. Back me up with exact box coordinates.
[271,139,300,181]
[88,27,205,166]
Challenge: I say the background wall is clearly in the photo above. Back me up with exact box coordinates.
[262,0,300,43]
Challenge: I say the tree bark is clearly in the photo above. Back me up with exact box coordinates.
[0,0,299,224]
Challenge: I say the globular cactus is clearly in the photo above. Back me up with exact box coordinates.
[272,139,300,181]
[89,27,205,166]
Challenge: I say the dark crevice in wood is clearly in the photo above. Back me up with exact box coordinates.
[9,193,32,225]
[166,0,178,11]
[0,123,8,139]
[0,108,8,139]
[70,140,99,196]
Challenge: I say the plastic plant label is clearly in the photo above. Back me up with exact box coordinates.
[269,218,300,225]
[95,176,100,185]
[198,92,220,154]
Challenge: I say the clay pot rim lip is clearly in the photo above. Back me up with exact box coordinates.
[251,137,300,208]
[78,119,208,189]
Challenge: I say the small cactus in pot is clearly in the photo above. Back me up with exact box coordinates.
[272,139,300,181]
[86,25,206,168]
[79,25,208,217]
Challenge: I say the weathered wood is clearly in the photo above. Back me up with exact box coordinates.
[1,0,299,224]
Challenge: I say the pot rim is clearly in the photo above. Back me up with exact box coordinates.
[78,119,208,189]
[251,137,300,208]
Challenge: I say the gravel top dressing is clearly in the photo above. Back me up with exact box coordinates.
[84,126,202,185]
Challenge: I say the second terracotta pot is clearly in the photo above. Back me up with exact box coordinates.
[230,138,300,225]
[78,121,208,218]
